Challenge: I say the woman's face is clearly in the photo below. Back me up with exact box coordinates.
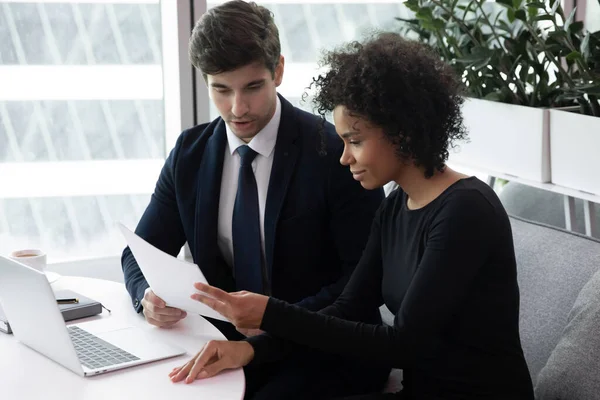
[333,105,404,190]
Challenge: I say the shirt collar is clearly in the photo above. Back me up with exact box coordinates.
[225,96,281,158]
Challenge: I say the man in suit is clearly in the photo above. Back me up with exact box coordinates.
[122,1,389,399]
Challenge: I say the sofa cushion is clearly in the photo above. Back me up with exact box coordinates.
[535,268,600,400]
[500,182,600,238]
[510,215,600,383]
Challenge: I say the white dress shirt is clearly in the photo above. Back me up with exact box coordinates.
[217,97,281,269]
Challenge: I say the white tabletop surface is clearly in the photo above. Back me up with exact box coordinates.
[0,275,245,400]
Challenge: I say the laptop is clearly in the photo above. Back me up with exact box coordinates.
[0,255,186,377]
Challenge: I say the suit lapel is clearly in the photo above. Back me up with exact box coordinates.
[264,96,301,281]
[194,120,227,282]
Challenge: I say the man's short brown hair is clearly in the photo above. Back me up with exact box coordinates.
[189,0,281,77]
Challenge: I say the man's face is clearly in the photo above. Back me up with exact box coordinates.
[207,57,284,142]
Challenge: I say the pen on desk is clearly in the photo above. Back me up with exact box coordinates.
[57,298,79,304]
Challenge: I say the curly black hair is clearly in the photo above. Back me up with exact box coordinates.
[309,32,467,178]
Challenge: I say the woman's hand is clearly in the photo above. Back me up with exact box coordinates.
[169,340,254,383]
[190,282,269,330]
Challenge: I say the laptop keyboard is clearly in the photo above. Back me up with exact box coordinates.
[68,326,140,370]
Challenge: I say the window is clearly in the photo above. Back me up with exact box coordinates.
[0,0,191,262]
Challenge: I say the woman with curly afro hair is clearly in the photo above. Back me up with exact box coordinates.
[176,32,534,400]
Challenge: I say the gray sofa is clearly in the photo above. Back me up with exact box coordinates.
[382,214,600,398]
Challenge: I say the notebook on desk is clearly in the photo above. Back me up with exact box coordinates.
[0,290,102,334]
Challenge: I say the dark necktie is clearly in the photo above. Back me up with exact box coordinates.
[232,145,264,293]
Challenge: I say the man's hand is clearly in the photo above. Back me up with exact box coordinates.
[141,288,187,328]
[190,282,268,330]
[169,340,254,383]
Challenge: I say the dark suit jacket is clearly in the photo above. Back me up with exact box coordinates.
[122,95,384,337]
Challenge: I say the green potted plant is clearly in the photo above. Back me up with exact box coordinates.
[397,0,600,188]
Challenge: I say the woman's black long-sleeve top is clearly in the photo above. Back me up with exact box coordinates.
[253,177,534,399]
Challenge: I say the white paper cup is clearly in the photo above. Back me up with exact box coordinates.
[9,249,47,272]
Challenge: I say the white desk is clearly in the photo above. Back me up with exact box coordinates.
[0,275,245,400]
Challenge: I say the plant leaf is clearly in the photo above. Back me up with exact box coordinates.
[396,17,420,24]
[422,18,447,30]
[525,2,546,8]
[566,51,583,61]
[484,91,504,101]
[456,47,494,63]
[404,0,420,13]
[548,29,569,47]
[449,0,461,14]
[551,0,561,13]
[579,86,600,96]
[568,21,584,34]
[514,9,527,21]
[564,7,576,31]
[507,7,516,22]
[577,82,600,92]
[581,31,591,60]
[496,0,514,7]
[416,7,434,20]
[533,14,555,21]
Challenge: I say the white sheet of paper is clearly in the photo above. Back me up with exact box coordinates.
[117,223,228,322]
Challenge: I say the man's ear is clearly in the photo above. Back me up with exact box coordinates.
[274,55,285,87]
